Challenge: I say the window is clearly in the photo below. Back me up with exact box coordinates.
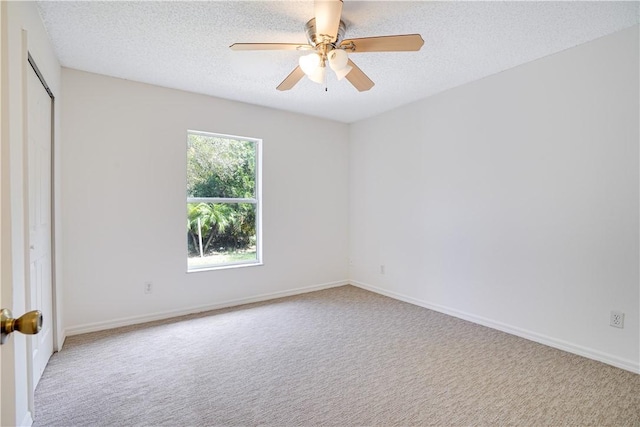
[187,131,261,271]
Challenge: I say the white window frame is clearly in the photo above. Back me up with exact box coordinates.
[187,130,262,272]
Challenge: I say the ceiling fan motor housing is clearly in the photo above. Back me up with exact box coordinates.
[305,18,347,48]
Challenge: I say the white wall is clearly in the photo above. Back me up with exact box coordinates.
[61,69,349,333]
[2,1,62,425]
[349,26,639,373]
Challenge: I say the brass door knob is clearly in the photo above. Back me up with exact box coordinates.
[0,308,43,345]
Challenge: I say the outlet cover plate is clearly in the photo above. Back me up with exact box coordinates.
[610,311,624,328]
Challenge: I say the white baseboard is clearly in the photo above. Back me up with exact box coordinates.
[64,280,348,337]
[19,410,33,427]
[350,280,639,374]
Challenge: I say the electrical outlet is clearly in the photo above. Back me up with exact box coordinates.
[380,265,385,275]
[610,311,624,328]
[144,282,153,294]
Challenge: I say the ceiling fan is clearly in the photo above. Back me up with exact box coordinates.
[229,0,424,92]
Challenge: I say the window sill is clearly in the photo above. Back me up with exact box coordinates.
[187,261,263,274]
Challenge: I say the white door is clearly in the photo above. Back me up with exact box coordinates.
[26,59,54,386]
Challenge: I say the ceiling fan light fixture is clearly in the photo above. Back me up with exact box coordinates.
[334,64,352,80]
[299,52,322,76]
[328,49,349,71]
[328,48,352,80]
[308,65,326,84]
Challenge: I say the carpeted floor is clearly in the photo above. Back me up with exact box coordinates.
[34,285,640,426]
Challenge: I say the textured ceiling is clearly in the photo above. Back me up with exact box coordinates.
[36,1,639,123]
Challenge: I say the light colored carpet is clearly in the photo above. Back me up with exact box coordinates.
[34,285,639,426]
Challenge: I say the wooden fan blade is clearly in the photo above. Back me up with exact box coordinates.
[345,59,374,92]
[341,34,424,52]
[277,66,305,91]
[230,43,313,51]
[315,0,343,42]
